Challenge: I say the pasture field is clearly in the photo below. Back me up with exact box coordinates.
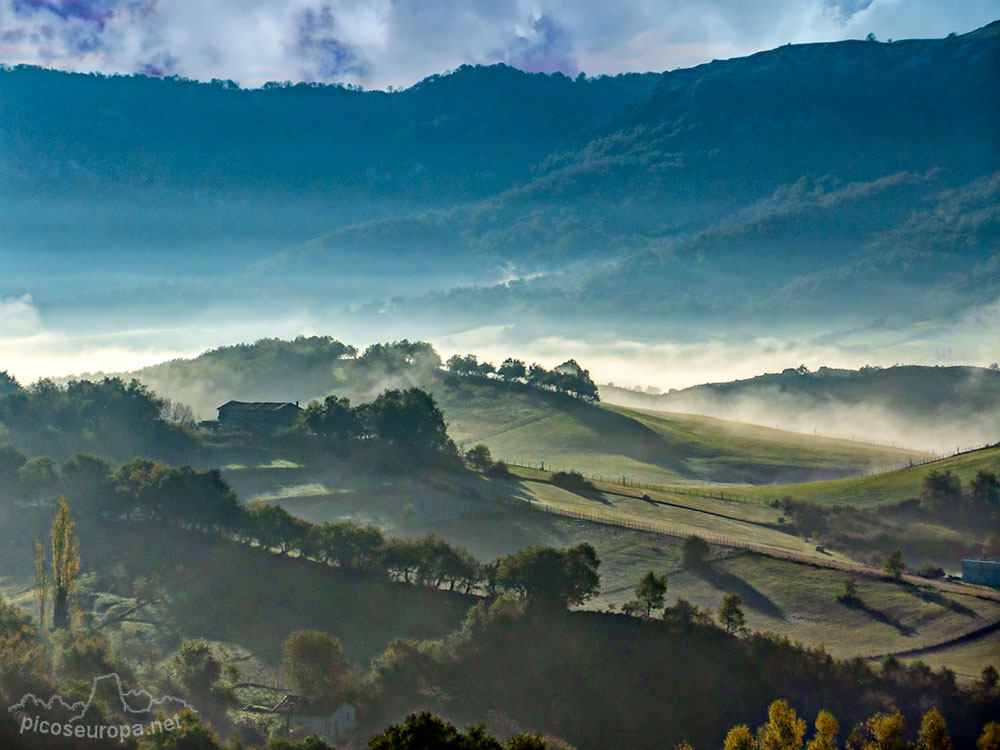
[901,628,1000,680]
[727,444,1000,508]
[434,380,926,486]
[212,460,1000,676]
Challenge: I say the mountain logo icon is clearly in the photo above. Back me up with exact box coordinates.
[8,673,196,723]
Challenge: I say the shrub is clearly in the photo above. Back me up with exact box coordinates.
[550,471,596,492]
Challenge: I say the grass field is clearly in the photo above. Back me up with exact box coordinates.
[213,459,1000,675]
[727,444,1000,508]
[435,379,927,486]
[901,628,1000,680]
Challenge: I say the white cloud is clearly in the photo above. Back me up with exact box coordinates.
[0,0,995,88]
[0,294,42,337]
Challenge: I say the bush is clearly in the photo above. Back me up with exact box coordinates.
[914,563,945,579]
[485,461,512,479]
[682,535,711,568]
[550,471,596,492]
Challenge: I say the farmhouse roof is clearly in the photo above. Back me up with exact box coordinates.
[218,400,301,411]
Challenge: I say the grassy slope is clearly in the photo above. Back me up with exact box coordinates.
[220,461,1000,673]
[0,515,473,669]
[434,379,926,485]
[728,444,1000,508]
[901,629,1000,680]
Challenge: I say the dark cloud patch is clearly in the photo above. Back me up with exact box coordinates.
[139,51,179,77]
[13,0,118,27]
[506,14,578,76]
[825,0,875,23]
[295,5,367,81]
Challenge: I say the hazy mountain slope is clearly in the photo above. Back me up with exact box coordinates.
[602,365,1000,452]
[0,64,660,259]
[2,25,996,346]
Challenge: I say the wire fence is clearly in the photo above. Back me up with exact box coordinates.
[514,495,756,551]
[500,440,1000,508]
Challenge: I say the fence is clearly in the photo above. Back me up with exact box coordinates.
[515,495,755,552]
[501,440,1000,508]
[500,459,768,506]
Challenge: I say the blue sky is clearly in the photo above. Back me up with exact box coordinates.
[1,0,997,88]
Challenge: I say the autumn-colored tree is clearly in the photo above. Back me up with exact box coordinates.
[725,724,758,750]
[978,722,1000,750]
[917,709,951,750]
[33,539,49,633]
[853,712,905,750]
[50,496,80,630]
[806,711,838,750]
[757,700,807,750]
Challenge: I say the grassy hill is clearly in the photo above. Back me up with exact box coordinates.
[729,444,1000,508]
[0,512,473,669]
[437,378,927,485]
[212,457,1000,675]
[122,337,929,486]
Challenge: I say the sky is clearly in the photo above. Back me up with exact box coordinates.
[1,0,997,89]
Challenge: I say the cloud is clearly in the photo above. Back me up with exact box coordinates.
[0,0,996,89]
[0,293,42,336]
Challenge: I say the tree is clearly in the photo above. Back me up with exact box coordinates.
[30,540,50,640]
[662,598,715,627]
[970,470,1000,514]
[306,521,384,572]
[498,358,527,382]
[725,725,758,750]
[806,711,838,750]
[465,444,493,472]
[976,665,999,694]
[60,454,114,513]
[446,354,480,375]
[633,571,668,617]
[368,711,502,750]
[682,535,711,568]
[920,469,961,514]
[358,387,458,467]
[854,712,906,750]
[0,370,21,396]
[55,631,119,682]
[282,630,349,711]
[298,395,362,446]
[496,543,600,609]
[50,496,80,630]
[136,709,221,750]
[978,723,1000,750]
[757,700,806,750]
[840,576,859,601]
[719,594,747,634]
[918,709,952,750]
[883,549,905,580]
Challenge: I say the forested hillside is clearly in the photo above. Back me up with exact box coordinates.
[3,24,997,343]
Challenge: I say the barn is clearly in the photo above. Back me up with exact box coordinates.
[217,401,303,433]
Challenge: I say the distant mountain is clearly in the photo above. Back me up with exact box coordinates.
[1,24,997,346]
[601,365,1000,452]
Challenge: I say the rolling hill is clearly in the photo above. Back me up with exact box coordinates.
[729,443,1000,508]
[121,337,928,485]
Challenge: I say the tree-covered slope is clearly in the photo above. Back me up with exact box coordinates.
[3,24,997,344]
